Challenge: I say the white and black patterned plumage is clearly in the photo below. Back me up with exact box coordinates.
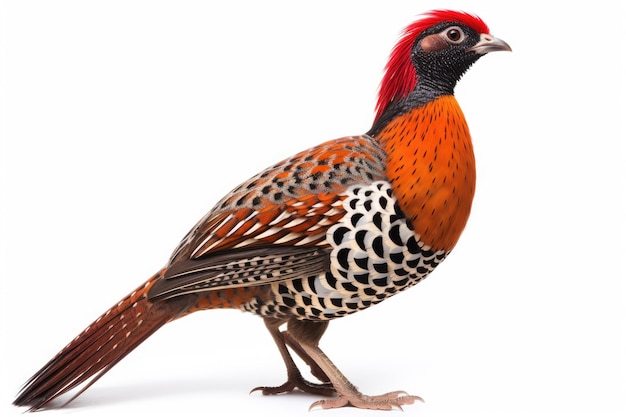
[245,181,447,320]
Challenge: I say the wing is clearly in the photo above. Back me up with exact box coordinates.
[148,135,388,301]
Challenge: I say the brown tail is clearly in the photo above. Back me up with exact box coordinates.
[14,269,195,411]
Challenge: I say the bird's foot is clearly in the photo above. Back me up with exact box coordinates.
[251,374,335,397]
[309,390,423,411]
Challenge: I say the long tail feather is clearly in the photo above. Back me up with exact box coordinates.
[14,269,194,411]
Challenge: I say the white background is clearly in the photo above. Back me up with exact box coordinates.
[1,1,625,416]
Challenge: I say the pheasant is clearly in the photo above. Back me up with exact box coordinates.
[14,10,510,411]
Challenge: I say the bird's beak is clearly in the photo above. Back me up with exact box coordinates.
[468,34,512,55]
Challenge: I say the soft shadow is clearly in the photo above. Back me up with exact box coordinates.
[60,376,252,409]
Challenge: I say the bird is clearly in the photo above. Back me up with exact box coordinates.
[13,9,510,411]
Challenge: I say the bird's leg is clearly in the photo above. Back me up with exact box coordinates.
[251,318,335,396]
[282,329,332,385]
[288,319,423,410]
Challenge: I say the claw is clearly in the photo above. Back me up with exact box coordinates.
[251,377,335,397]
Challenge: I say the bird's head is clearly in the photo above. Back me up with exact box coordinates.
[374,10,511,121]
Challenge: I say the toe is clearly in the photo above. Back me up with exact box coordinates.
[308,390,423,410]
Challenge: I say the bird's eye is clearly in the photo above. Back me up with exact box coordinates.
[444,26,465,43]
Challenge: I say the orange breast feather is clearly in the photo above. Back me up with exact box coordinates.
[377,95,476,251]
